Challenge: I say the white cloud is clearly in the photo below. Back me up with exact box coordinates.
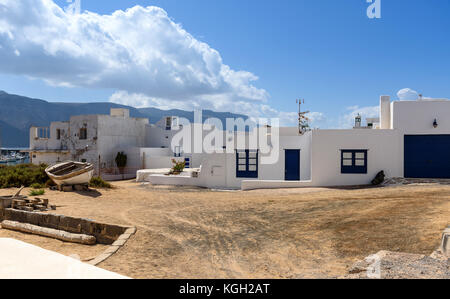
[109,90,324,127]
[397,88,419,101]
[0,0,268,107]
[397,88,449,101]
[0,0,324,126]
[339,105,379,129]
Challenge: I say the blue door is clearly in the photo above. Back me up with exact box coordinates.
[285,150,300,181]
[404,135,450,178]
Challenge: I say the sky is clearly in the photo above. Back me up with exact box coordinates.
[0,0,449,128]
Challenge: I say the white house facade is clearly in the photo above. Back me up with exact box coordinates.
[144,95,450,190]
[28,95,450,189]
[29,108,149,179]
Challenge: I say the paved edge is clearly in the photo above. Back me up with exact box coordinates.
[88,226,137,266]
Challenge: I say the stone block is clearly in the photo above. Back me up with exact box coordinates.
[117,233,132,241]
[58,216,71,230]
[125,227,137,235]
[105,224,126,238]
[441,230,450,257]
[91,222,106,235]
[64,217,82,233]
[25,212,40,226]
[62,185,73,192]
[104,246,120,254]
[47,214,61,229]
[73,185,88,192]
[6,209,26,223]
[88,253,110,266]
[112,239,127,247]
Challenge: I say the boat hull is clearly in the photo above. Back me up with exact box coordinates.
[45,161,94,186]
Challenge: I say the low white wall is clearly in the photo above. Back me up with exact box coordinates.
[147,174,202,187]
[102,173,136,181]
[241,180,314,191]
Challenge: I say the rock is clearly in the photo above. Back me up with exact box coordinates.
[344,251,449,279]
[441,227,450,257]
[62,185,73,192]
[371,171,385,186]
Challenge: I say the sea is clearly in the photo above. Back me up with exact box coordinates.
[0,158,31,166]
[0,148,30,166]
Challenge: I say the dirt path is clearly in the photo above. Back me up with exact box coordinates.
[0,182,448,278]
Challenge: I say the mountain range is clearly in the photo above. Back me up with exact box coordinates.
[0,90,247,148]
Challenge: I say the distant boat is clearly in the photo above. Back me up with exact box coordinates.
[15,153,25,160]
[45,161,94,186]
[0,156,15,163]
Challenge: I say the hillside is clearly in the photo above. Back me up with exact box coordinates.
[0,91,247,147]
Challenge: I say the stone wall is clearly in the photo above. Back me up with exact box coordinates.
[0,208,128,245]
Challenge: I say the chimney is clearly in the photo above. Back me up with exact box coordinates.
[110,108,130,118]
[380,96,391,129]
[354,114,362,128]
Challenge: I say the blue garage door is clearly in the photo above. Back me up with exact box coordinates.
[404,135,450,179]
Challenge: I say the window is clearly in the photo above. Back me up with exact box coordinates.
[165,117,172,130]
[56,129,61,140]
[79,128,87,140]
[236,150,258,178]
[174,146,182,157]
[341,150,367,174]
[185,158,190,169]
[37,127,50,139]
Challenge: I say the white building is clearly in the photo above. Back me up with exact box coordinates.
[29,95,450,189]
[143,95,450,190]
[29,108,149,179]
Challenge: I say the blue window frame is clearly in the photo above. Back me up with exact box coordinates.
[341,150,368,174]
[184,158,190,169]
[236,150,258,178]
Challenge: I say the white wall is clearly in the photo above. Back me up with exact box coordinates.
[257,131,312,182]
[145,125,176,149]
[68,115,100,165]
[31,152,71,166]
[310,129,402,186]
[30,122,69,151]
[392,100,450,134]
[159,131,314,189]
[96,115,148,170]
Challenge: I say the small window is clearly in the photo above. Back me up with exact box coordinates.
[236,150,258,178]
[79,128,87,140]
[341,150,367,174]
[37,127,50,139]
[165,117,172,130]
[174,146,181,157]
[56,129,61,140]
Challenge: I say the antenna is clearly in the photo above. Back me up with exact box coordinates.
[297,99,310,135]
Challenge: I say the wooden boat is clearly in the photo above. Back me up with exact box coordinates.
[45,161,94,186]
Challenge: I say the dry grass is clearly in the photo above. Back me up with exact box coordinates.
[0,182,448,278]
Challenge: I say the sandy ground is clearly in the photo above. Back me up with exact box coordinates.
[0,182,449,278]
